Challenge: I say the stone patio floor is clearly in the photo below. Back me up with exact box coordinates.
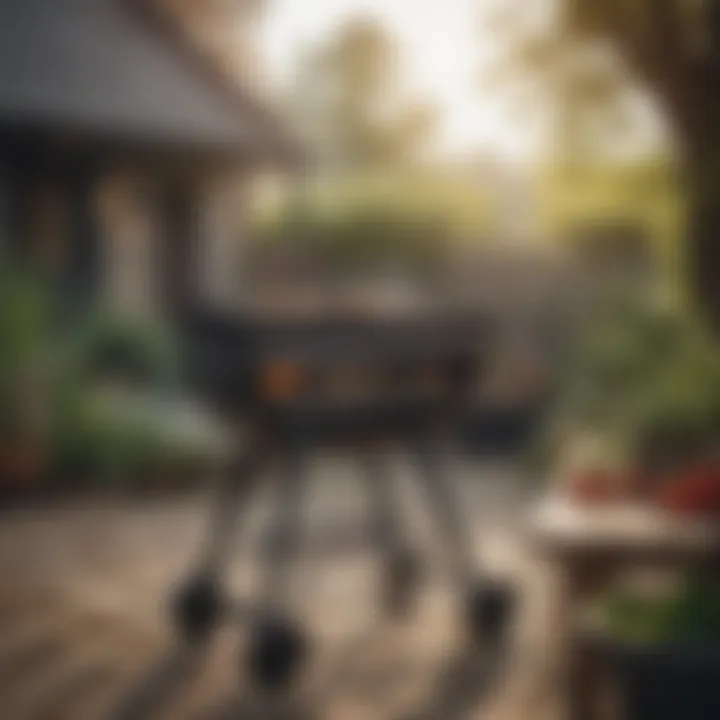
[0,457,564,720]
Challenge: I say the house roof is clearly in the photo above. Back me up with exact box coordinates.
[0,0,298,162]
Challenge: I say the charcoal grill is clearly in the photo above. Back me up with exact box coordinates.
[133,308,516,706]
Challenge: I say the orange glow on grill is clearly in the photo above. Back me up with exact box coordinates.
[261,361,305,400]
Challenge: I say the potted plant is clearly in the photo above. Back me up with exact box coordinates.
[538,293,720,505]
[597,575,720,720]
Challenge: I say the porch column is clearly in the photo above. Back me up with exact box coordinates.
[197,172,249,309]
[98,174,159,318]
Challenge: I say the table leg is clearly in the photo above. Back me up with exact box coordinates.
[552,560,608,720]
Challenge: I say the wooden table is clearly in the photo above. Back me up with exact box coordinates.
[529,497,720,720]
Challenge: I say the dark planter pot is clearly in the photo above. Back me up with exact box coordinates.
[607,643,720,720]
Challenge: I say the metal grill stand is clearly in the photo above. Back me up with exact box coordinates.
[171,313,516,693]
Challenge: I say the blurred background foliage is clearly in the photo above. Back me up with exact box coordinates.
[249,159,682,286]
[287,17,437,171]
[0,262,221,492]
[251,169,498,275]
[476,0,720,327]
[0,264,53,440]
[535,159,683,267]
[536,292,720,477]
[258,8,690,299]
[602,574,720,646]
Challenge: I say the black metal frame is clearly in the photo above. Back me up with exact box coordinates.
[172,309,515,692]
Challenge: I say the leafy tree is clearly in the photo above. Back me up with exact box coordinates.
[480,1,657,162]
[289,18,437,170]
[483,0,720,325]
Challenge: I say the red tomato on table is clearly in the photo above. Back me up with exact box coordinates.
[657,464,720,517]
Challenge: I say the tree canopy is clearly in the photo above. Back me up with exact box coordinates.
[289,17,437,171]
[565,0,720,160]
[483,0,720,322]
[484,0,718,156]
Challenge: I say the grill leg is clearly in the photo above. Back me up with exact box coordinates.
[362,448,422,618]
[201,446,265,575]
[171,444,264,644]
[259,442,310,606]
[246,440,310,692]
[411,435,475,587]
[410,435,516,648]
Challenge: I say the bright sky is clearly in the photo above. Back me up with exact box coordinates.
[259,0,534,159]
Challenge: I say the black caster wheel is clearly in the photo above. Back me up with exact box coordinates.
[246,615,309,692]
[464,579,516,648]
[171,574,223,644]
[382,548,423,618]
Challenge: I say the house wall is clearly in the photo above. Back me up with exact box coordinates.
[97,173,159,317]
[96,168,250,318]
[30,181,72,275]
[197,171,249,309]
[0,164,94,290]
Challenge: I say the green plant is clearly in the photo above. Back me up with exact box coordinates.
[603,575,720,646]
[0,260,206,487]
[252,171,494,279]
[64,310,182,392]
[0,263,53,440]
[547,294,720,471]
[48,382,229,485]
[46,311,189,483]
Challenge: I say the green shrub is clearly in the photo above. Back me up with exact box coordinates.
[49,383,229,485]
[258,203,448,276]
[0,260,210,487]
[542,294,720,471]
[63,310,182,392]
[252,171,494,279]
[603,575,720,645]
[0,264,53,440]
